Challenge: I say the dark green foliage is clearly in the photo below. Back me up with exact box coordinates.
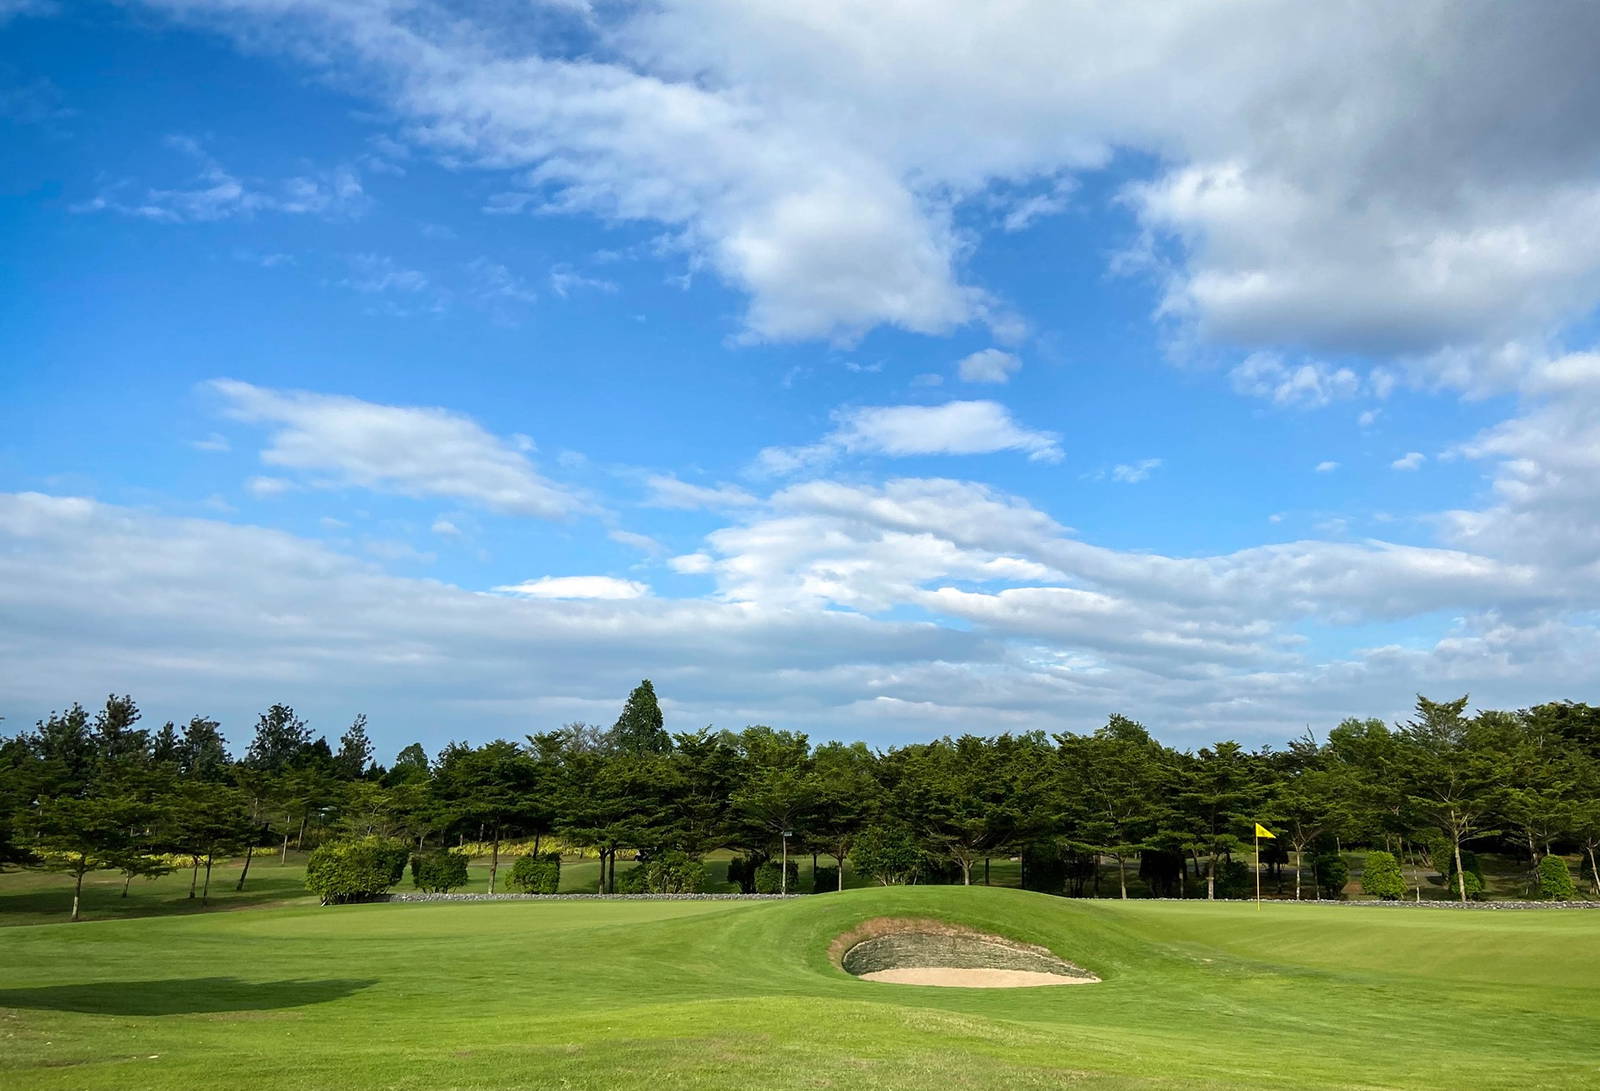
[812,865,839,893]
[1214,859,1250,899]
[1313,853,1349,899]
[852,824,921,886]
[244,705,310,773]
[613,680,670,756]
[1537,855,1577,900]
[506,852,561,894]
[725,855,759,893]
[411,850,470,893]
[754,860,798,893]
[1139,848,1184,898]
[619,851,705,893]
[1021,842,1066,894]
[334,715,375,780]
[305,837,409,905]
[1361,851,1406,900]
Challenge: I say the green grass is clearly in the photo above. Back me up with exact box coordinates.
[2,885,1597,1089]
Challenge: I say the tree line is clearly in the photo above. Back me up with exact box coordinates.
[3,680,1598,918]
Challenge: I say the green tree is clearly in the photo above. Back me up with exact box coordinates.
[178,716,231,781]
[613,679,670,756]
[851,823,921,885]
[333,714,375,780]
[1398,695,1505,903]
[34,795,132,921]
[244,704,311,773]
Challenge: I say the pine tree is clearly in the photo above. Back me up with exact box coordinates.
[245,704,311,773]
[613,680,670,755]
[335,714,375,780]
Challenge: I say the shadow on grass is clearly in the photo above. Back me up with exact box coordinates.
[0,977,376,1015]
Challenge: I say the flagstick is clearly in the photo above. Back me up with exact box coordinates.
[1255,832,1261,911]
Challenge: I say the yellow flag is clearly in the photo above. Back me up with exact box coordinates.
[1254,823,1276,839]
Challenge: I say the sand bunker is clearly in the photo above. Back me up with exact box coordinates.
[832,917,1099,989]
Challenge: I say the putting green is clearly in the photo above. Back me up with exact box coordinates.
[2,887,1597,1089]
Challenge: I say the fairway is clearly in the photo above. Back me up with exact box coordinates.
[4,888,1598,1090]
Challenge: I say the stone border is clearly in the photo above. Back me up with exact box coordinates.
[373,892,799,903]
[1130,897,1600,910]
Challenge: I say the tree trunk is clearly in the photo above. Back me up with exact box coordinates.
[1453,837,1468,903]
[489,823,501,894]
[533,832,541,855]
[189,855,200,898]
[984,857,991,886]
[834,852,846,891]
[1117,854,1127,899]
[202,852,215,904]
[1206,852,1216,900]
[122,873,133,898]
[1093,854,1102,897]
[597,849,607,894]
[281,818,291,866]
[1586,845,1600,897]
[297,813,308,850]
[72,858,86,921]
[235,841,255,892]
[959,858,971,886]
[607,850,616,894]
[1294,847,1302,901]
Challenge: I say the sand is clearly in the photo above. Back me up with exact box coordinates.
[858,966,1097,988]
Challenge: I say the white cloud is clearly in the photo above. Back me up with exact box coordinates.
[548,264,618,299]
[246,475,294,497]
[211,380,587,519]
[74,134,367,223]
[1110,458,1162,484]
[1315,461,1339,473]
[493,576,650,600]
[1228,353,1361,409]
[669,552,714,574]
[644,474,758,510]
[431,519,462,537]
[956,348,1021,384]
[609,529,665,556]
[758,400,1062,473]
[191,433,231,453]
[1391,451,1426,471]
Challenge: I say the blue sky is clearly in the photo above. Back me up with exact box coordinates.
[4,1,1599,760]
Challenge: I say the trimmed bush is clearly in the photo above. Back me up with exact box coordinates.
[754,860,799,894]
[305,836,409,905]
[410,849,469,893]
[1021,842,1067,895]
[812,865,839,893]
[1538,855,1578,900]
[506,852,561,895]
[1313,853,1349,900]
[852,824,922,886]
[1361,850,1406,900]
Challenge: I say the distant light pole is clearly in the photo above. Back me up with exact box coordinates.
[781,830,793,895]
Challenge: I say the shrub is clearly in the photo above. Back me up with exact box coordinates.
[1021,842,1066,895]
[852,824,922,886]
[726,855,757,893]
[812,865,840,893]
[616,863,649,893]
[1538,855,1578,900]
[755,860,799,894]
[305,837,409,905]
[1360,851,1406,900]
[1313,853,1349,899]
[635,851,705,894]
[506,852,561,895]
[410,850,469,893]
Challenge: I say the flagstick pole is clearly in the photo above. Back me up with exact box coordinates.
[1255,833,1261,911]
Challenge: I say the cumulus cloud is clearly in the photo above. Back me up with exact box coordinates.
[1391,451,1426,471]
[1315,461,1339,473]
[493,576,650,600]
[758,401,1062,473]
[956,348,1021,384]
[211,380,586,519]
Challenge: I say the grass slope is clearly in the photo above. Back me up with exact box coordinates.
[3,886,1598,1089]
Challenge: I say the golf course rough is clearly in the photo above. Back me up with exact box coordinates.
[5,884,1600,1090]
[833,915,1100,987]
